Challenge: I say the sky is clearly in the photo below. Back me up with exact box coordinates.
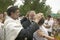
[14,0,60,13]
[46,0,60,13]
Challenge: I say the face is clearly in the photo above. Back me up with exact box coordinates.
[29,11,36,20]
[57,19,60,25]
[40,13,44,17]
[47,17,50,20]
[11,10,20,19]
[0,13,4,20]
[36,13,42,20]
[34,13,42,21]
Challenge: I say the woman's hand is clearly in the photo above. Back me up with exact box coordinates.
[37,30,55,40]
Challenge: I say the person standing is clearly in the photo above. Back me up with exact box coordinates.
[44,15,54,36]
[20,11,36,40]
[4,6,42,40]
[0,13,4,40]
[33,13,55,40]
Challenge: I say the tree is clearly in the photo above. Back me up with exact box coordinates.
[20,0,32,15]
[43,5,52,17]
[0,0,14,13]
[20,0,51,17]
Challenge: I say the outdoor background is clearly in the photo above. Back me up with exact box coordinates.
[0,0,60,18]
[0,0,60,40]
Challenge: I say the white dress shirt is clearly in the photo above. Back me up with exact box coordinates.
[4,16,23,40]
[33,25,48,40]
[44,18,54,32]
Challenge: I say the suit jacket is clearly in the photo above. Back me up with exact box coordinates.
[15,17,39,40]
[20,17,34,40]
[21,17,31,29]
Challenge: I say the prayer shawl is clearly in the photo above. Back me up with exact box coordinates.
[4,16,23,40]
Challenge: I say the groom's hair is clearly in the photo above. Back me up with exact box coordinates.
[7,6,19,16]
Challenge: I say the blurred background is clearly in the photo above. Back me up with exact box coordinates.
[0,0,60,18]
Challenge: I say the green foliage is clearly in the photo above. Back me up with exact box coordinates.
[20,0,51,17]
[51,13,60,18]
[0,0,14,13]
